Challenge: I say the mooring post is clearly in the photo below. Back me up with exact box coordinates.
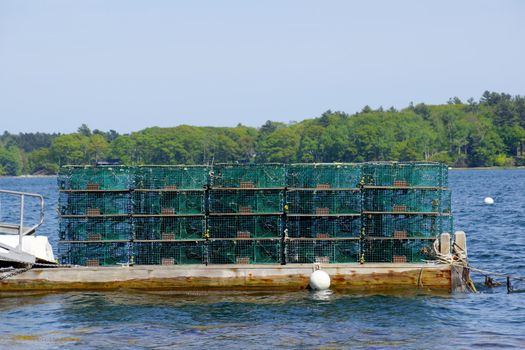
[507,276,512,294]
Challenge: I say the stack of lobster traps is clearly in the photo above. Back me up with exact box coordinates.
[58,166,132,266]
[131,166,209,265]
[58,162,452,266]
[285,164,362,264]
[360,162,452,263]
[207,164,285,264]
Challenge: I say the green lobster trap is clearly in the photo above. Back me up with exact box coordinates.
[362,214,452,238]
[59,217,132,241]
[132,190,206,215]
[362,189,451,213]
[286,189,361,215]
[361,162,448,187]
[132,216,205,240]
[287,163,362,189]
[58,166,132,191]
[212,163,286,188]
[59,192,131,216]
[286,239,360,263]
[207,239,281,264]
[286,216,361,238]
[207,215,282,238]
[133,165,210,190]
[133,241,205,265]
[208,189,284,214]
[362,238,436,263]
[59,241,131,266]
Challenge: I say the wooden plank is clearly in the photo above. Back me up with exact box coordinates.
[59,189,130,193]
[362,186,448,190]
[207,212,283,216]
[287,188,361,192]
[132,214,205,218]
[209,187,285,191]
[286,214,361,217]
[60,214,130,218]
[362,211,450,216]
[0,264,452,293]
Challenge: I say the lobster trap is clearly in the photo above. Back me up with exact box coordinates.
[59,191,131,216]
[207,215,282,238]
[59,216,132,241]
[59,241,131,266]
[132,190,206,215]
[286,239,360,264]
[133,240,206,265]
[132,216,205,240]
[362,238,436,263]
[362,189,451,213]
[208,189,284,214]
[207,239,282,264]
[286,189,361,215]
[212,163,286,188]
[287,163,362,189]
[362,213,452,238]
[286,215,361,238]
[133,165,210,190]
[58,166,132,191]
[361,162,448,187]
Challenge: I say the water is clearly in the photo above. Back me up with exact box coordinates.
[0,170,524,349]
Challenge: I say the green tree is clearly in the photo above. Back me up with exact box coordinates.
[257,126,300,162]
[2,90,525,173]
[87,134,110,162]
[27,148,59,174]
[50,134,90,165]
[0,145,23,175]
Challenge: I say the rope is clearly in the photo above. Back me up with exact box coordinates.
[431,239,525,292]
[417,268,424,288]
[32,262,71,268]
[0,265,33,281]
[466,266,525,282]
[0,260,71,282]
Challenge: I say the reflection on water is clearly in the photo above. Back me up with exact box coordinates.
[0,171,524,349]
[310,289,334,301]
[2,288,523,349]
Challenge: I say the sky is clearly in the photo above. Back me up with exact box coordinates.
[0,0,524,134]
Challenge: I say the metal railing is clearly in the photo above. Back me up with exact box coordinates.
[0,189,45,251]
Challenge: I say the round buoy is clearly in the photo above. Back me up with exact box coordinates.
[309,270,331,290]
[484,197,494,205]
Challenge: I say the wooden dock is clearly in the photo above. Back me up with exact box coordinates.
[0,263,466,293]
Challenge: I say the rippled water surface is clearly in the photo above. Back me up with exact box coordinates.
[0,170,524,349]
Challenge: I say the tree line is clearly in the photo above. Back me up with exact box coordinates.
[1,91,524,176]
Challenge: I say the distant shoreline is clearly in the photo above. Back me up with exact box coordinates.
[449,166,525,171]
[0,175,57,178]
[1,166,524,178]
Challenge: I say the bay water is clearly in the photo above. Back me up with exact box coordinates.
[0,170,524,349]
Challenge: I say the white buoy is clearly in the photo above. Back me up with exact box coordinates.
[309,270,331,290]
[484,197,494,205]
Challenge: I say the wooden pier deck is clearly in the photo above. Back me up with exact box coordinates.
[0,263,464,293]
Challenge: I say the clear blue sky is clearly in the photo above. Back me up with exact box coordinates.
[0,0,524,134]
